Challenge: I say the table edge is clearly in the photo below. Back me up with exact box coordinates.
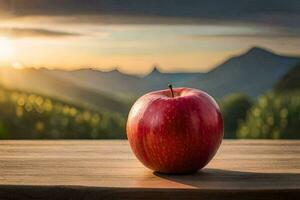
[0,185,299,200]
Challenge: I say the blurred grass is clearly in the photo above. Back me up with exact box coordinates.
[0,86,126,139]
[237,91,300,139]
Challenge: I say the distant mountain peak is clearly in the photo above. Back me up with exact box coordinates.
[148,65,162,75]
[107,68,121,74]
[244,46,275,57]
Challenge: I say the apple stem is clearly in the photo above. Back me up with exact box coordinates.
[168,84,174,98]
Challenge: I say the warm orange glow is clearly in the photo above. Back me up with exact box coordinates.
[0,37,14,60]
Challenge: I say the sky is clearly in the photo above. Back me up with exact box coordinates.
[0,0,299,74]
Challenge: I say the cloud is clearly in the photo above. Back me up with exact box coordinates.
[177,24,300,41]
[0,0,300,27]
[180,32,300,40]
[0,0,299,41]
[0,27,81,38]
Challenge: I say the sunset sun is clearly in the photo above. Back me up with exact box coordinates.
[0,37,14,60]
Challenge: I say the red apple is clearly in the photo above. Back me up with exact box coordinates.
[126,85,223,174]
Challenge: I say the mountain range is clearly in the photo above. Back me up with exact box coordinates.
[185,47,300,97]
[0,46,298,114]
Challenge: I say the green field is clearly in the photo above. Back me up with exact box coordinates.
[0,63,299,139]
[0,87,126,139]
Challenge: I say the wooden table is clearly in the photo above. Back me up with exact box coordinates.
[0,140,299,200]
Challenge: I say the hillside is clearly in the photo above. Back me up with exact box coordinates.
[0,67,129,114]
[42,68,145,98]
[40,66,201,96]
[275,63,300,92]
[143,66,202,92]
[0,86,125,139]
[185,47,300,98]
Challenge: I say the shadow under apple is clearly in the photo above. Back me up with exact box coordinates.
[153,168,300,190]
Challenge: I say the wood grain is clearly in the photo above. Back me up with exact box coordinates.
[0,140,299,199]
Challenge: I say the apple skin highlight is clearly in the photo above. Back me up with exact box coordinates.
[126,87,224,174]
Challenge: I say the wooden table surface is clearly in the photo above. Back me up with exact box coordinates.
[0,140,299,200]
